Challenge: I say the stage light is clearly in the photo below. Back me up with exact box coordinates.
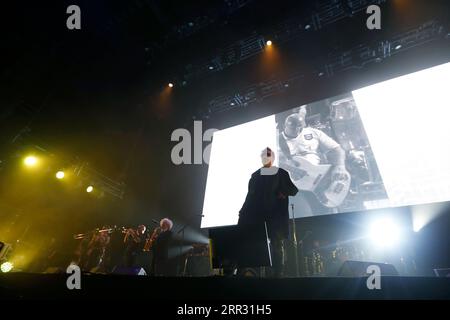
[369,217,402,248]
[168,83,174,88]
[24,156,38,167]
[412,202,447,232]
[56,171,65,179]
[1,261,13,273]
[86,186,94,193]
[266,40,273,46]
[169,246,194,259]
[395,44,402,50]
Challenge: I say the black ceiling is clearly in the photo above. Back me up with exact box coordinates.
[1,0,449,236]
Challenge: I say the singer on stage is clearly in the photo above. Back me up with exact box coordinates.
[238,147,299,277]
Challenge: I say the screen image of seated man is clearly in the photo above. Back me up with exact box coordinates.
[278,106,349,216]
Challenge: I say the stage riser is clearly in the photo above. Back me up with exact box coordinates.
[0,274,449,299]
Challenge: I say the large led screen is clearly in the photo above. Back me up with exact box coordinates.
[201,62,450,228]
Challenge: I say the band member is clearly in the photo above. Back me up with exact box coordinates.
[85,229,111,272]
[123,224,147,267]
[278,106,349,216]
[75,228,111,272]
[238,147,298,277]
[151,218,174,276]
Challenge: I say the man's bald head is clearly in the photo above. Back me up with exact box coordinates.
[261,147,275,167]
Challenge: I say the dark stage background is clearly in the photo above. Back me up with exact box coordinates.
[1,0,450,275]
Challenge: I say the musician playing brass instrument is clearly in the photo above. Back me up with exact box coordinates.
[123,224,146,267]
[143,226,161,252]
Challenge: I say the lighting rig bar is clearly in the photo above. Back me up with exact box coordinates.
[182,32,265,86]
[8,127,126,200]
[167,0,254,43]
[73,162,126,200]
[320,20,446,77]
[270,0,387,45]
[174,0,386,87]
[204,20,447,118]
[144,0,255,65]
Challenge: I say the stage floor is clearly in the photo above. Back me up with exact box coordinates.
[1,273,449,300]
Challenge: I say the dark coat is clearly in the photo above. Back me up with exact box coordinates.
[238,167,298,239]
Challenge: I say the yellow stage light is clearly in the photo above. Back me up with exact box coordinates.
[24,156,38,167]
[56,171,65,179]
[168,83,174,88]
[1,261,13,273]
[266,40,273,46]
[86,186,94,193]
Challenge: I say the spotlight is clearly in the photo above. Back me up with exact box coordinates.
[56,171,65,179]
[412,202,447,232]
[395,44,402,50]
[369,217,402,248]
[86,186,94,193]
[266,40,273,46]
[1,261,13,273]
[24,156,38,167]
[168,83,174,88]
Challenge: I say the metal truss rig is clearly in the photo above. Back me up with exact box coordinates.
[176,0,387,87]
[8,126,126,200]
[73,162,126,200]
[203,20,448,118]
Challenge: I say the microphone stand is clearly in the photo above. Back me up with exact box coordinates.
[176,214,203,276]
[176,224,188,276]
[290,204,300,277]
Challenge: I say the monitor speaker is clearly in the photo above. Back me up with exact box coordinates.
[433,268,450,277]
[112,266,147,275]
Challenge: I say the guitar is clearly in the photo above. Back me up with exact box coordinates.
[281,156,351,208]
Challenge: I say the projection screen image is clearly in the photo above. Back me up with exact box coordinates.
[201,62,450,229]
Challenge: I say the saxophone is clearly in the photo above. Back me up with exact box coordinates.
[143,227,161,252]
